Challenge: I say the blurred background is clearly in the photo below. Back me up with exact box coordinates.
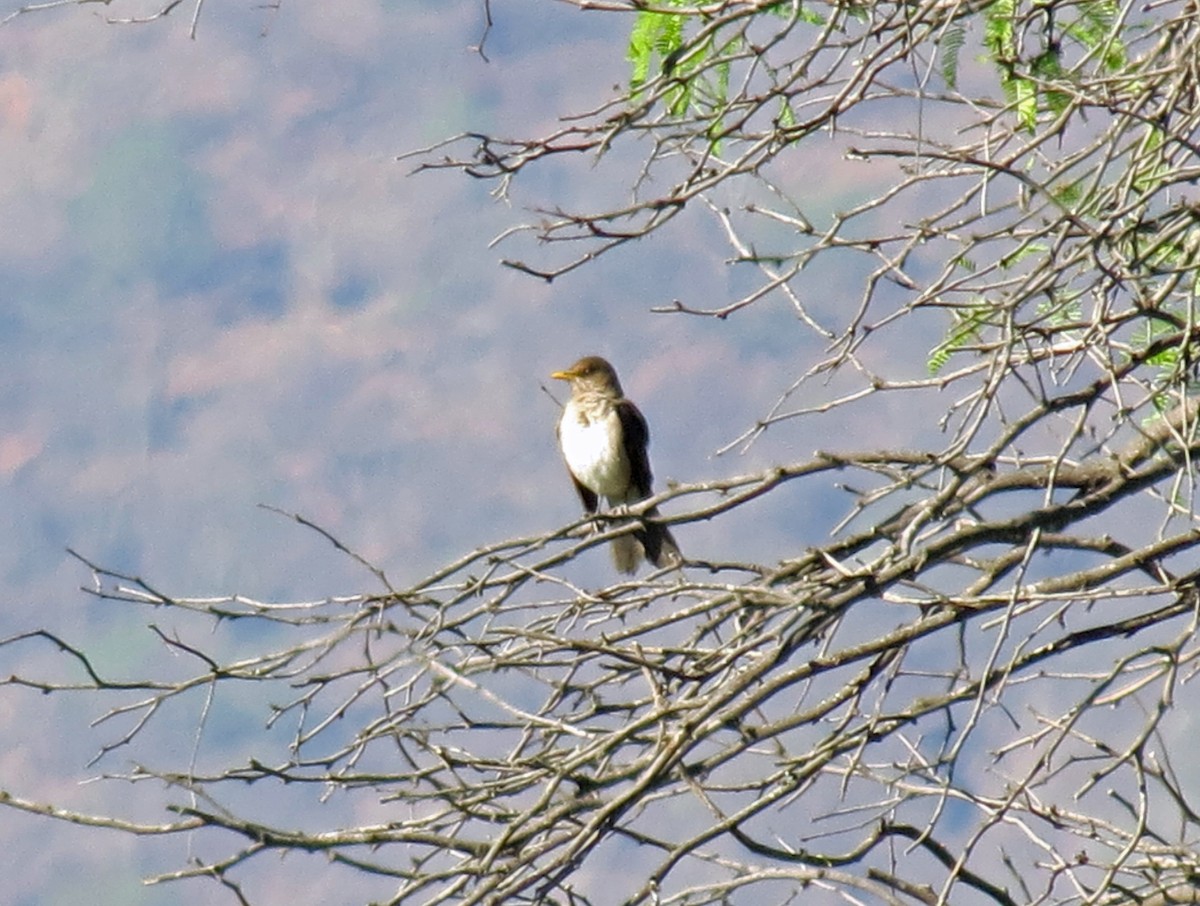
[0,2,894,902]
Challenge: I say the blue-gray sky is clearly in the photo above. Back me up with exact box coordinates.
[0,4,882,902]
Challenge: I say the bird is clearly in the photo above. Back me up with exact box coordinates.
[551,355,682,574]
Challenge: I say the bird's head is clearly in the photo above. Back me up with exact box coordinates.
[551,356,624,396]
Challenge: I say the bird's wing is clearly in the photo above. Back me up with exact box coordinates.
[616,399,654,498]
[569,474,599,513]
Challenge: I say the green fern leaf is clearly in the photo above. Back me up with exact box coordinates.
[940,24,965,90]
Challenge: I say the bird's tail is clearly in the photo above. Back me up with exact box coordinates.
[610,533,643,575]
[607,503,683,575]
[640,506,682,570]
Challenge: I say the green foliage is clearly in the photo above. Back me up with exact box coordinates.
[1132,125,1171,196]
[984,0,1039,132]
[627,3,749,143]
[760,0,828,24]
[939,24,966,90]
[929,285,1078,376]
[777,96,796,129]
[1035,293,1082,327]
[628,6,685,90]
[1067,0,1126,71]
[1131,310,1200,412]
[999,241,1048,270]
[1052,179,1084,208]
[1132,223,1189,273]
[1031,47,1071,118]
[965,0,1130,133]
[1116,213,1200,298]
[628,2,824,129]
[929,301,997,374]
[629,0,1134,139]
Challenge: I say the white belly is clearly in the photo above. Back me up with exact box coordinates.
[559,409,632,503]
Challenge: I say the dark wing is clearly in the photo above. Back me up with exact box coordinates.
[616,398,654,499]
[569,474,599,513]
[557,419,599,513]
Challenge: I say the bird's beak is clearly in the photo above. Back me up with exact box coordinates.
[550,369,575,381]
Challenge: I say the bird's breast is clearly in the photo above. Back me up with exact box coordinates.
[559,406,632,501]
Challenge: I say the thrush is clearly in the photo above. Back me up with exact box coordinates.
[551,356,682,574]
